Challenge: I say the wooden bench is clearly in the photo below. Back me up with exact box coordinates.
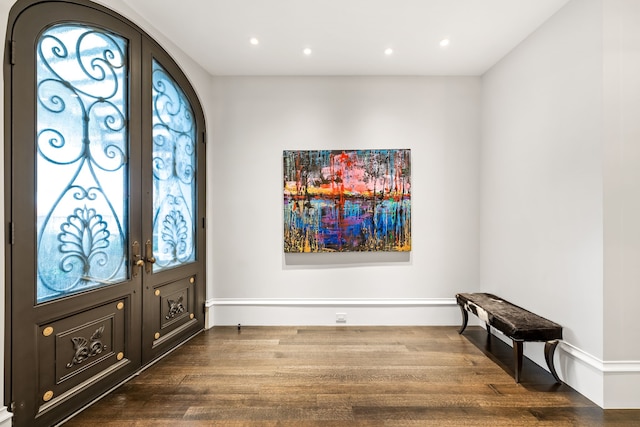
[456,292,563,384]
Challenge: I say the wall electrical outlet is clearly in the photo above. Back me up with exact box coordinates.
[336,313,347,323]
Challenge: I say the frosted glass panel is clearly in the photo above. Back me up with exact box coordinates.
[36,24,128,303]
[151,60,196,272]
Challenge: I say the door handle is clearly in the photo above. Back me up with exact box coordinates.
[132,241,144,277]
[144,239,156,274]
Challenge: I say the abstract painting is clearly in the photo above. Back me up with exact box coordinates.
[283,149,411,253]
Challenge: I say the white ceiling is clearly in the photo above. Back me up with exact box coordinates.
[120,0,570,76]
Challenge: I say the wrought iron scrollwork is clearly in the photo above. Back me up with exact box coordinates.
[151,61,196,271]
[36,25,128,303]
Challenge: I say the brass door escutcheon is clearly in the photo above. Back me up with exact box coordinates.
[132,241,144,277]
[144,239,156,274]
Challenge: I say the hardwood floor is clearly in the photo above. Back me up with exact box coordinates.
[62,326,640,426]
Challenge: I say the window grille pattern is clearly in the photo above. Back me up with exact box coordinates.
[151,60,196,271]
[36,24,128,303]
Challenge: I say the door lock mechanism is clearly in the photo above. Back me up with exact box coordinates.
[144,240,156,274]
[144,240,156,273]
[144,239,156,264]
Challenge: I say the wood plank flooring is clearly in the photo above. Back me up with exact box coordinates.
[62,326,640,426]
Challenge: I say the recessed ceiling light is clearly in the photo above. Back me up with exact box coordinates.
[303,47,312,56]
[249,37,259,46]
[384,48,394,56]
[439,38,450,48]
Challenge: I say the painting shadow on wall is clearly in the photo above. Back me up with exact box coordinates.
[283,251,411,270]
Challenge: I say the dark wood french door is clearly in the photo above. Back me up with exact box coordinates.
[5,1,206,426]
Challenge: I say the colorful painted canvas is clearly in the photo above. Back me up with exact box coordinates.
[283,149,411,253]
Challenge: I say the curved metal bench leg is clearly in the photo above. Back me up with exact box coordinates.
[544,340,562,383]
[458,304,468,334]
[513,340,523,383]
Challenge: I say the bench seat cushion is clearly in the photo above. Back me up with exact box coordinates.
[456,292,562,341]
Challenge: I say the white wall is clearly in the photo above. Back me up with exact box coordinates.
[209,76,480,325]
[602,0,640,408]
[481,0,603,357]
[481,0,604,406]
[482,0,640,409]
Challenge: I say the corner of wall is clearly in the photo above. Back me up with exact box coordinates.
[479,0,612,408]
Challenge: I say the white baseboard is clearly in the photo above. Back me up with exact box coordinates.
[556,340,605,407]
[603,369,640,409]
[0,407,12,427]
[554,342,640,408]
[206,298,460,327]
[488,329,640,409]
